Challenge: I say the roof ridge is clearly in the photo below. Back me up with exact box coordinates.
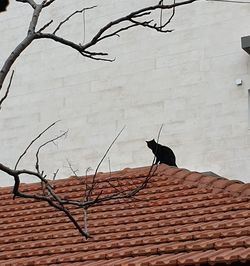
[154,165,250,198]
[0,165,249,198]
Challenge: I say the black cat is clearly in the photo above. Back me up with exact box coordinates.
[146,139,177,167]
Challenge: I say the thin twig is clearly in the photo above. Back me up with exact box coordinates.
[53,6,96,35]
[157,124,164,143]
[151,123,164,174]
[0,70,14,110]
[35,130,68,174]
[84,167,93,200]
[15,120,60,170]
[38,19,53,33]
[80,51,115,62]
[42,0,56,8]
[86,126,126,201]
[67,159,80,178]
[53,169,59,181]
[97,24,139,42]
[126,124,164,197]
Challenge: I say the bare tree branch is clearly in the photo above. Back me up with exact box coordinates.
[0,0,197,95]
[34,0,196,61]
[42,0,56,8]
[0,160,89,238]
[38,19,53,33]
[0,35,34,95]
[96,24,139,42]
[86,126,126,201]
[27,2,44,35]
[53,6,96,35]
[53,169,59,181]
[35,130,68,174]
[83,0,196,50]
[16,0,37,9]
[0,70,14,109]
[16,185,90,238]
[15,120,60,170]
[67,159,80,178]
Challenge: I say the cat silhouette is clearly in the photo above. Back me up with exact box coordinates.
[146,139,177,167]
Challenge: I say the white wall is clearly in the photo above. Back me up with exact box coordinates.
[1,0,250,186]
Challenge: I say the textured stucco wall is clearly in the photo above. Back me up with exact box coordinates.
[1,0,250,186]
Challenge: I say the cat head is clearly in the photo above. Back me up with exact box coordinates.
[146,139,157,149]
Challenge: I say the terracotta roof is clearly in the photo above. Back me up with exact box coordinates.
[0,165,249,266]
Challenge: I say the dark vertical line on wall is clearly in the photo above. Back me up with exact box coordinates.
[82,10,86,44]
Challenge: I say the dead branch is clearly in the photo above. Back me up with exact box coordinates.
[0,138,89,238]
[83,0,195,49]
[15,120,60,170]
[34,0,196,61]
[83,124,164,209]
[0,35,34,96]
[151,124,164,176]
[86,126,126,201]
[35,130,68,174]
[42,0,57,8]
[16,0,36,9]
[0,70,14,109]
[67,159,80,178]
[0,0,196,98]
[38,19,53,33]
[0,120,159,238]
[53,6,96,35]
[102,124,164,203]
